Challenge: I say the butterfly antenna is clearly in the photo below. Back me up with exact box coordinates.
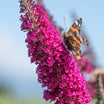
[64,17,67,32]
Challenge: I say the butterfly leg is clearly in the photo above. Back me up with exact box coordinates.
[71,50,78,56]
[71,50,81,59]
[71,46,81,59]
[76,46,81,54]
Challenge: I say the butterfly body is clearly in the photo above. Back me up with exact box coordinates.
[63,18,89,59]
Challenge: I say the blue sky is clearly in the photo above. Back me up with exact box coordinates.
[0,0,104,98]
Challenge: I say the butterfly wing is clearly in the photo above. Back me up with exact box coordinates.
[68,18,82,35]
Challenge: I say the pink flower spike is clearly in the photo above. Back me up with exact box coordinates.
[20,0,91,104]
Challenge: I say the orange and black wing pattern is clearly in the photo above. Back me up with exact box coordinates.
[63,18,89,59]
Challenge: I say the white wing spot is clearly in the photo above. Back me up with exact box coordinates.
[80,37,83,42]
[75,20,78,25]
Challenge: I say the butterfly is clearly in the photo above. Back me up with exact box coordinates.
[63,18,89,59]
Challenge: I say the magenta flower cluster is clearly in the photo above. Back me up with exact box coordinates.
[20,0,91,103]
[73,55,93,74]
[86,81,96,98]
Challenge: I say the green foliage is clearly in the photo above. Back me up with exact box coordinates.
[0,94,54,104]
